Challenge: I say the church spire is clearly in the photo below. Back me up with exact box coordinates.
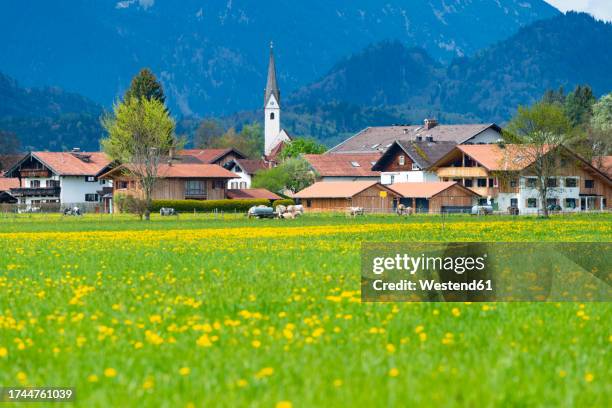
[264,41,280,107]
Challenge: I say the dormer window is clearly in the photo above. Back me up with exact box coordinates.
[416,136,423,142]
[411,163,419,171]
[350,161,361,167]
[398,155,405,166]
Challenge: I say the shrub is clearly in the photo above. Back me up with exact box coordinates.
[115,193,148,218]
[272,199,294,208]
[151,199,271,213]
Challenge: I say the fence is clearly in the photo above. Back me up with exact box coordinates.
[0,202,105,214]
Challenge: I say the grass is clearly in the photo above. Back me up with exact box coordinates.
[0,213,610,407]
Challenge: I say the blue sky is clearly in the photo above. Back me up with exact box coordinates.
[545,0,612,21]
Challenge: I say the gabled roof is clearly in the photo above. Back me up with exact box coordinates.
[178,148,246,164]
[227,188,282,200]
[100,163,237,179]
[372,140,457,171]
[228,159,269,175]
[294,181,398,199]
[388,182,481,198]
[265,138,290,162]
[328,124,501,154]
[4,152,111,177]
[0,177,19,191]
[0,155,23,172]
[304,153,382,177]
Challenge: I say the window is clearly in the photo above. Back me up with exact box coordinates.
[240,182,247,189]
[234,166,242,173]
[510,198,518,208]
[416,136,423,142]
[546,178,557,188]
[230,181,238,189]
[30,180,40,188]
[85,193,98,202]
[411,163,419,171]
[477,178,487,187]
[527,198,538,208]
[117,181,129,189]
[584,179,594,189]
[185,180,205,195]
[488,178,495,188]
[565,178,577,188]
[85,176,96,182]
[46,180,60,188]
[546,198,558,206]
[464,179,473,187]
[270,112,275,120]
[398,156,405,166]
[526,178,537,188]
[100,179,106,185]
[390,175,395,184]
[306,199,312,208]
[510,179,518,188]
[213,180,225,189]
[350,161,361,167]
[565,198,576,208]
[478,198,488,205]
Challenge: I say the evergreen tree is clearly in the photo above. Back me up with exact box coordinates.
[564,85,595,127]
[124,68,165,103]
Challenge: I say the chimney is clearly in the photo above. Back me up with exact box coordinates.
[424,118,438,130]
[72,147,81,153]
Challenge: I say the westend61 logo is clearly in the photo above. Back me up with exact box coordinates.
[361,242,612,302]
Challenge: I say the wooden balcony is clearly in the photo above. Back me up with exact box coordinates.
[10,187,60,197]
[19,169,51,177]
[437,167,489,178]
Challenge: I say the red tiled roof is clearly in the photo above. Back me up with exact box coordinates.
[33,152,111,176]
[179,148,243,163]
[227,188,282,200]
[455,144,552,171]
[388,182,480,198]
[102,163,237,179]
[0,177,19,191]
[593,156,612,178]
[234,159,269,175]
[294,181,396,198]
[304,153,382,177]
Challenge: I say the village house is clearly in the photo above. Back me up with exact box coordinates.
[0,177,19,204]
[224,159,271,189]
[99,161,237,207]
[388,182,481,214]
[302,153,382,182]
[2,150,112,210]
[327,120,502,154]
[371,139,456,184]
[428,144,612,213]
[294,181,400,213]
[179,148,246,167]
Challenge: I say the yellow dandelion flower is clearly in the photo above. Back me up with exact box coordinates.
[452,308,461,317]
[16,371,27,384]
[104,368,117,378]
[236,379,248,388]
[196,334,212,347]
[255,367,274,379]
[0,347,7,357]
[389,368,399,377]
[558,370,567,378]
[276,401,292,408]
[419,332,427,342]
[333,379,343,387]
[386,343,396,353]
[87,374,99,383]
[584,373,594,382]
[134,341,144,349]
[415,325,424,334]
[179,367,190,376]
[142,378,154,389]
[252,340,261,348]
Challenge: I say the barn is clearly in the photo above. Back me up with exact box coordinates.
[388,182,480,214]
[294,181,400,213]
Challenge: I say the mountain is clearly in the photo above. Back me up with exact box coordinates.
[270,12,612,144]
[0,72,103,151]
[0,0,559,116]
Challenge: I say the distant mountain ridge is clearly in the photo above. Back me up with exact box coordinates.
[0,0,559,116]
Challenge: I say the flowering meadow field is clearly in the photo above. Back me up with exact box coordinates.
[0,213,610,407]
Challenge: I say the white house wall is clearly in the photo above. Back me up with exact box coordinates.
[381,171,439,184]
[464,128,502,144]
[60,176,109,204]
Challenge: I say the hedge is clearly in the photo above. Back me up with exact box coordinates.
[272,199,295,208]
[151,199,271,213]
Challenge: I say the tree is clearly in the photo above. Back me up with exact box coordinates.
[124,68,165,103]
[278,137,327,160]
[591,93,612,132]
[101,96,179,220]
[0,130,20,156]
[564,85,595,127]
[205,123,264,158]
[194,119,224,148]
[252,157,316,194]
[505,102,573,218]
[541,86,566,106]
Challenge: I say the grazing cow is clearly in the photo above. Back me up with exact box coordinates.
[348,207,364,217]
[159,207,176,216]
[281,212,296,220]
[275,205,287,217]
[396,204,413,216]
[63,207,82,216]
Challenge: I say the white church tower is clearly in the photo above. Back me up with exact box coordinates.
[264,42,289,156]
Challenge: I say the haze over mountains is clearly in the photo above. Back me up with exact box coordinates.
[0,2,611,150]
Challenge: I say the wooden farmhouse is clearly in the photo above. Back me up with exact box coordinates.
[100,162,237,205]
[294,181,399,212]
[388,182,480,213]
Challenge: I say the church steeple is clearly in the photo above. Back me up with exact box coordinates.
[264,41,280,107]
